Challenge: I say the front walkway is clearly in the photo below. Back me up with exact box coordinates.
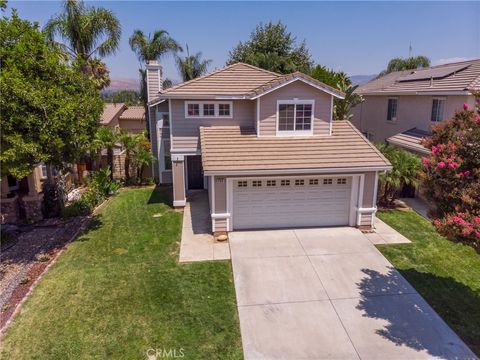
[363,217,412,245]
[178,190,230,262]
[230,227,474,359]
[401,197,431,219]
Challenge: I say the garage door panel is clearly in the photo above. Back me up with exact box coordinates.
[233,177,352,230]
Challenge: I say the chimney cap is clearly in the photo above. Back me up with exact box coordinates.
[146,59,159,65]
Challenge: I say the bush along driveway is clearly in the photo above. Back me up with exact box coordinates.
[377,210,480,356]
[0,187,242,359]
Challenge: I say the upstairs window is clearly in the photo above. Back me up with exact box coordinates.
[431,98,445,122]
[185,102,233,118]
[277,100,314,135]
[387,98,397,121]
[219,103,231,116]
[187,103,200,116]
[203,104,215,116]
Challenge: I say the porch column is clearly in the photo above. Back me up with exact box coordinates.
[172,154,186,207]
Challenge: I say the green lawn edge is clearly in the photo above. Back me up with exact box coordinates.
[377,210,480,355]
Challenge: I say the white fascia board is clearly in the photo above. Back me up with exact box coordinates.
[251,78,345,100]
[148,98,166,107]
[204,166,392,176]
[361,90,471,96]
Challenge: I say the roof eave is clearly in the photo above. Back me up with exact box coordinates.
[203,165,392,177]
[359,90,472,96]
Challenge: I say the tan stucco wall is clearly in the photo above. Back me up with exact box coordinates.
[362,171,377,208]
[118,119,146,134]
[172,160,185,203]
[350,95,475,142]
[258,81,332,136]
[170,99,255,151]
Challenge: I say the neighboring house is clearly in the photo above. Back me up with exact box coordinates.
[146,61,391,232]
[350,59,480,155]
[99,103,149,179]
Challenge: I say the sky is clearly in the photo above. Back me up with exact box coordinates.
[8,1,480,85]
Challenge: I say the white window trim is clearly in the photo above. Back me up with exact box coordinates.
[276,99,315,136]
[160,139,172,175]
[431,97,446,123]
[184,101,233,119]
[386,97,398,122]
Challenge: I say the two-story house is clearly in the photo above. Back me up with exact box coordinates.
[146,61,391,232]
[350,59,479,155]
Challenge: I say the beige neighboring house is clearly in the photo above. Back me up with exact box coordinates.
[350,59,480,155]
[99,103,149,179]
[146,61,391,233]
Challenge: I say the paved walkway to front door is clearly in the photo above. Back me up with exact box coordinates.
[178,190,230,262]
[230,227,474,360]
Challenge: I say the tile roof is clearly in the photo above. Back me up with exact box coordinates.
[387,128,430,155]
[101,103,126,124]
[199,121,391,174]
[157,62,345,99]
[119,106,145,120]
[356,59,480,95]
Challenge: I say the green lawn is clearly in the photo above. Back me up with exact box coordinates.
[1,187,242,360]
[377,210,480,355]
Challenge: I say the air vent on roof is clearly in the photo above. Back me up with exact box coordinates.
[397,64,470,82]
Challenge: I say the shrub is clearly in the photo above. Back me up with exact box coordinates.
[41,181,63,218]
[421,107,480,251]
[376,143,421,206]
[61,199,92,217]
[87,167,121,196]
[143,177,155,185]
[36,252,50,262]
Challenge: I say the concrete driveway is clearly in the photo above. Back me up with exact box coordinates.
[230,227,475,360]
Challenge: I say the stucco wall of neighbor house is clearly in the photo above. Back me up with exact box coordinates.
[258,80,332,136]
[172,160,185,204]
[118,119,146,134]
[170,99,255,151]
[350,95,475,142]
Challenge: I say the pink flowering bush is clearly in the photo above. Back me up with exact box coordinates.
[421,108,480,251]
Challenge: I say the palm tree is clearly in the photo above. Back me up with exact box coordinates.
[129,29,182,64]
[376,143,421,206]
[134,147,155,183]
[175,45,212,82]
[129,29,181,137]
[118,130,140,184]
[378,56,431,77]
[94,127,117,180]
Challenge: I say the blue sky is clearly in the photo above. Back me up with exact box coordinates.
[8,1,480,84]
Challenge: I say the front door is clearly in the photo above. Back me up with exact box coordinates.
[187,155,203,189]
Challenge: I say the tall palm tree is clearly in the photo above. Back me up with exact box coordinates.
[45,0,121,88]
[129,29,181,137]
[378,56,431,77]
[175,45,212,82]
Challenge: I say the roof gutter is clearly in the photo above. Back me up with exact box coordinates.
[204,165,392,177]
[359,90,472,96]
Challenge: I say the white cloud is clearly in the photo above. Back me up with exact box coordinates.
[433,57,473,66]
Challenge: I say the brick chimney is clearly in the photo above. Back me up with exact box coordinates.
[145,60,162,102]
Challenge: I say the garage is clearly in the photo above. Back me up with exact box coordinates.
[232,177,352,230]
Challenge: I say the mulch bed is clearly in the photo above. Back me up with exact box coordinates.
[0,216,92,331]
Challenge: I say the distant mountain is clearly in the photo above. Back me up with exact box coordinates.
[350,74,376,85]
[105,78,139,92]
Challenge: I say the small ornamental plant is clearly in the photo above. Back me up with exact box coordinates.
[421,106,480,251]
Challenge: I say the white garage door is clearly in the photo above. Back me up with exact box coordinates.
[232,177,352,230]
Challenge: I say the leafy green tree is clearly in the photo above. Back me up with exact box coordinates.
[227,21,313,74]
[309,65,363,120]
[375,143,421,206]
[175,45,212,81]
[94,127,117,180]
[378,56,430,77]
[132,132,155,183]
[102,90,141,106]
[45,0,121,88]
[0,11,103,179]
